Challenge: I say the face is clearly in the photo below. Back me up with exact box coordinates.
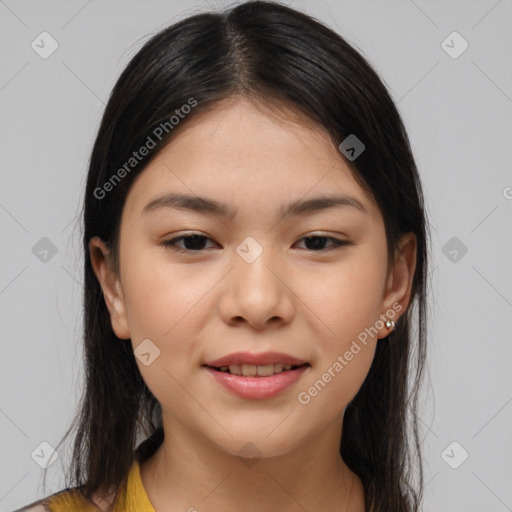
[90,97,416,459]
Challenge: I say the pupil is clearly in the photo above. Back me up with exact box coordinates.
[305,236,327,250]
[184,235,207,250]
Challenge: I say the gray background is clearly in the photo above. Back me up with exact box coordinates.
[1,0,511,511]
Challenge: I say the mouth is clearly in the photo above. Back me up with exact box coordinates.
[203,362,311,399]
[204,362,311,377]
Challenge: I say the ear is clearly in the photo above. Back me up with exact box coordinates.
[377,232,417,339]
[88,236,131,340]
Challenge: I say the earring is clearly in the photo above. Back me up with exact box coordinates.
[385,320,395,330]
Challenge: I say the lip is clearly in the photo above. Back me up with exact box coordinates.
[204,365,309,399]
[204,351,308,367]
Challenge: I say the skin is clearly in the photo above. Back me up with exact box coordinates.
[90,96,416,511]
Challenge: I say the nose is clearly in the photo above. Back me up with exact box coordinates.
[218,245,295,330]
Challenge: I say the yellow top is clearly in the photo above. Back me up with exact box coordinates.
[37,457,156,512]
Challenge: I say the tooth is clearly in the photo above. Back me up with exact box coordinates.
[241,364,257,376]
[228,364,242,375]
[224,363,300,376]
[257,364,275,377]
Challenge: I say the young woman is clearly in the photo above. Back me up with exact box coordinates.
[16,1,431,510]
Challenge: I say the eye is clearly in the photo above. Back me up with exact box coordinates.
[162,234,217,253]
[162,233,350,254]
[294,235,349,251]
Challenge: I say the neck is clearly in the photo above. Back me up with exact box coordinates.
[139,416,365,512]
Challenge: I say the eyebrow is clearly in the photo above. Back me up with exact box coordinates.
[142,192,368,218]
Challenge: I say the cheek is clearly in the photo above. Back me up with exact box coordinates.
[299,251,386,343]
[294,251,384,405]
[120,246,213,389]
[298,333,378,415]
[120,243,210,340]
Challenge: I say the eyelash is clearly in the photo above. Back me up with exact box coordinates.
[161,233,350,254]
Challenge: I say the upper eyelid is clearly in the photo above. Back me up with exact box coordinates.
[166,231,346,241]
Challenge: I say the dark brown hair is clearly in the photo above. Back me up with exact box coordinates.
[46,2,432,510]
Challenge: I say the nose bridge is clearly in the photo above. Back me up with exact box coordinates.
[219,235,294,327]
[235,235,280,298]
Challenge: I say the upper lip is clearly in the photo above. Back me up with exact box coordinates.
[204,351,309,367]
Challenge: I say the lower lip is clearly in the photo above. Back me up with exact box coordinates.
[204,365,309,399]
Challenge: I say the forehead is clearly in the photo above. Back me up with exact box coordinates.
[121,97,377,222]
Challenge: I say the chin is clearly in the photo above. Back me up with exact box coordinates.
[209,428,306,462]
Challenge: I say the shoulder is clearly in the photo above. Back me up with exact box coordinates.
[11,500,49,512]
[11,487,117,512]
[11,494,53,512]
